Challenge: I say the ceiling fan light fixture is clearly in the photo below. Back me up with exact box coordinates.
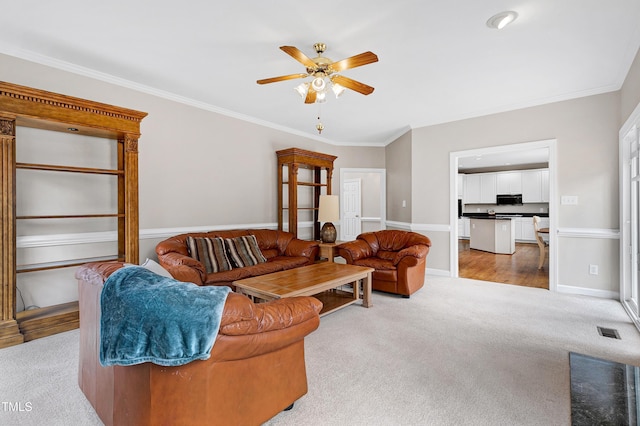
[486,11,518,30]
[294,82,309,97]
[316,91,327,103]
[311,76,326,92]
[331,82,345,98]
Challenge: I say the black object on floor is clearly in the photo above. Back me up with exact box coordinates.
[569,352,638,425]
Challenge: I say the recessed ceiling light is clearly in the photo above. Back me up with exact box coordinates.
[486,11,518,30]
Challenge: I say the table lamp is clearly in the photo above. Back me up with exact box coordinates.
[318,195,339,243]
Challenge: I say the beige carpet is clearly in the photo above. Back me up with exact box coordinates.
[1,276,639,426]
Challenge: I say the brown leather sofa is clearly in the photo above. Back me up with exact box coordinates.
[156,229,318,288]
[76,261,322,426]
[337,230,432,297]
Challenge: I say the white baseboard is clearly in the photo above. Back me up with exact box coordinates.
[426,268,450,277]
[556,284,619,300]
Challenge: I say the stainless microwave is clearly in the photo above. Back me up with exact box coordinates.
[496,194,523,205]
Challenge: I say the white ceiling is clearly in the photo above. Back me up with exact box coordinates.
[1,1,640,149]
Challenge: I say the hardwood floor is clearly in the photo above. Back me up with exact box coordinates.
[458,240,549,289]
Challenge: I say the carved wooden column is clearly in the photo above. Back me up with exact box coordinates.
[0,116,23,348]
[288,163,299,237]
[119,135,139,264]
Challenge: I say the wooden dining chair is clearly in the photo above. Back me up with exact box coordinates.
[532,216,548,269]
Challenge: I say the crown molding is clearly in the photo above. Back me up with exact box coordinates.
[0,46,396,147]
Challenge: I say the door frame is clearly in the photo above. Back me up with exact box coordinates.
[620,100,640,329]
[449,139,558,291]
[339,168,386,239]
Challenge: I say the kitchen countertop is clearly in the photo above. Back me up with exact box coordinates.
[468,216,517,220]
[462,213,549,218]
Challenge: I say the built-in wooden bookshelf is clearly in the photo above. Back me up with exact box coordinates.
[0,81,147,348]
[276,148,336,240]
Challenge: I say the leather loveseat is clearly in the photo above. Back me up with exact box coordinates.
[156,229,318,288]
[337,230,432,297]
[76,261,322,426]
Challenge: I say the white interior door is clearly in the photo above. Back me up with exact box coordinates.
[342,178,361,241]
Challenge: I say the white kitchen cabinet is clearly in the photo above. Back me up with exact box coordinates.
[459,218,470,238]
[464,174,481,203]
[516,216,549,242]
[458,174,465,200]
[521,169,550,203]
[541,170,549,202]
[464,174,496,204]
[521,217,536,241]
[480,173,497,204]
[496,171,522,194]
[522,170,542,203]
[514,217,524,240]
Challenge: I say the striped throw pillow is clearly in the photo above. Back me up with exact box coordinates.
[225,235,267,268]
[185,236,232,274]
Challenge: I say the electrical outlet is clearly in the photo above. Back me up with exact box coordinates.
[589,264,599,275]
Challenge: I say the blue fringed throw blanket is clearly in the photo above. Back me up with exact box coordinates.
[100,266,231,367]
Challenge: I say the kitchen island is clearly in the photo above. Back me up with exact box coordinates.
[469,217,516,254]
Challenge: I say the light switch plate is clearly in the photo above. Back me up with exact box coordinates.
[561,195,578,205]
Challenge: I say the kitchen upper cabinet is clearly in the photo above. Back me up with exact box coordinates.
[466,169,547,204]
[464,174,481,203]
[496,172,522,194]
[541,170,549,202]
[480,174,497,204]
[466,173,497,204]
[458,174,465,200]
[522,170,543,203]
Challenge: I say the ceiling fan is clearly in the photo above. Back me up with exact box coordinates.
[257,43,378,104]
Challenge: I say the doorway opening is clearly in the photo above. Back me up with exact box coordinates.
[449,139,557,291]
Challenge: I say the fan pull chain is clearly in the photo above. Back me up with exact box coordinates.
[316,104,324,134]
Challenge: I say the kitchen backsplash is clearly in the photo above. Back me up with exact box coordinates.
[464,203,549,215]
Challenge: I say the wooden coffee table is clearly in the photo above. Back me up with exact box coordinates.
[233,262,374,316]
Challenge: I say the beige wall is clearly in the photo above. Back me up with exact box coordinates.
[396,92,621,294]
[385,129,412,223]
[621,47,640,125]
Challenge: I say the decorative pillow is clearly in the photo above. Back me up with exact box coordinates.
[186,236,232,274]
[225,235,267,268]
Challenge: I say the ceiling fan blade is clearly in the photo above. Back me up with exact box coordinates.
[330,51,378,72]
[280,46,317,69]
[257,73,309,85]
[331,75,375,95]
[304,87,317,104]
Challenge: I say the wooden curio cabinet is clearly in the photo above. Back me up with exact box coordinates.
[277,148,337,241]
[0,81,147,348]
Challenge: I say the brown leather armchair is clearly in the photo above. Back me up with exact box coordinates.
[76,261,322,426]
[337,230,432,297]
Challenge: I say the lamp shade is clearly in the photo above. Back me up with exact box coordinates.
[318,195,339,223]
